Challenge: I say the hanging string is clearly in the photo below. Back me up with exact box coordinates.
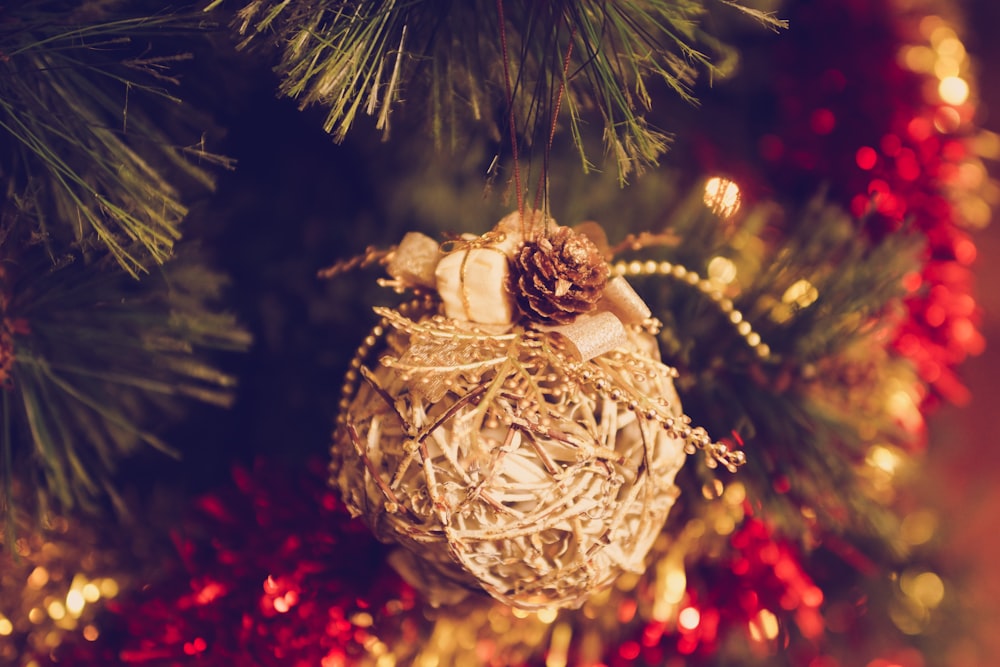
[496,3,576,236]
[533,25,576,217]
[495,0,525,228]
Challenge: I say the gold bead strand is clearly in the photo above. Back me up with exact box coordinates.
[576,356,746,472]
[611,260,771,360]
[335,318,387,430]
[334,296,434,429]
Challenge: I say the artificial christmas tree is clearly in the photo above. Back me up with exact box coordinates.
[0,0,996,666]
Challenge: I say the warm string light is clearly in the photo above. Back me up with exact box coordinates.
[703,177,743,218]
[0,520,126,665]
[891,568,947,636]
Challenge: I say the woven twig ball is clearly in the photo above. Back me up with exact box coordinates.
[332,308,689,610]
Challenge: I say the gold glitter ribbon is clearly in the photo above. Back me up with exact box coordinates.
[600,275,651,324]
[549,311,628,361]
[547,277,651,361]
[387,232,441,288]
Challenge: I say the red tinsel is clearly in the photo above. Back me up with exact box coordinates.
[599,519,826,667]
[44,460,421,666]
[744,0,984,408]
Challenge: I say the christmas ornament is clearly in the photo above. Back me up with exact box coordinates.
[511,225,609,324]
[330,210,742,610]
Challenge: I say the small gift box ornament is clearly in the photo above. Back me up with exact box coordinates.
[434,235,516,325]
[434,210,535,326]
[331,210,742,610]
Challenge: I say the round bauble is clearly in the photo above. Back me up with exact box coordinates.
[332,309,690,610]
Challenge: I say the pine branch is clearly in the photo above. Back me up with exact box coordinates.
[0,244,251,517]
[223,0,785,184]
[0,4,233,277]
[622,189,923,552]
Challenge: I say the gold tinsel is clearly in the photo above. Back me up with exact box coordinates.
[0,511,128,665]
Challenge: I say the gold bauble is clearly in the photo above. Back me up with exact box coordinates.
[332,310,689,610]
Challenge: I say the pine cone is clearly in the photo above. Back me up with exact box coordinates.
[511,226,609,324]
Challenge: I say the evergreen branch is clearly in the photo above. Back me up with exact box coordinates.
[0,5,232,276]
[1,245,251,515]
[625,188,923,553]
[224,0,783,183]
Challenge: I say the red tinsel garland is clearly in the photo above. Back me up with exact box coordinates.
[745,0,984,408]
[42,460,420,666]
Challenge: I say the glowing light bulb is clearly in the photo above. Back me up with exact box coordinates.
[749,609,779,641]
[782,279,819,309]
[900,45,935,72]
[82,582,101,603]
[27,567,49,589]
[703,177,742,217]
[47,600,66,621]
[938,76,969,105]
[664,568,686,602]
[545,623,572,667]
[867,445,901,476]
[98,578,119,599]
[678,606,701,631]
[933,57,960,79]
[350,611,374,628]
[537,607,558,624]
[66,589,86,616]
[902,570,946,609]
[724,481,746,505]
[936,36,965,58]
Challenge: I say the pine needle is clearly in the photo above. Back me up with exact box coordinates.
[1,244,250,515]
[0,6,232,276]
[226,0,785,184]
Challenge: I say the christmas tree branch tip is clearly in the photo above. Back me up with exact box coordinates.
[223,0,785,183]
[1,6,229,277]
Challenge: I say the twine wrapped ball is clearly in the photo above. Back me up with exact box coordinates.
[333,309,690,610]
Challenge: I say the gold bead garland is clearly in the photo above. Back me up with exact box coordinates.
[611,259,771,360]
[335,296,436,429]
[558,341,746,473]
